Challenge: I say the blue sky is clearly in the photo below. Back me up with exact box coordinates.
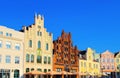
[0,0,120,53]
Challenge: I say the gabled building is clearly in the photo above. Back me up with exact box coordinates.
[100,50,115,78]
[79,48,100,78]
[21,14,53,78]
[53,30,79,78]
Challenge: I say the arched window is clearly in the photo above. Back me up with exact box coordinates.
[29,40,32,47]
[31,68,34,71]
[26,54,29,62]
[46,43,49,50]
[44,69,47,73]
[38,41,41,48]
[37,55,42,63]
[31,54,34,63]
[44,56,47,64]
[48,57,51,64]
[37,31,42,36]
[14,69,19,78]
[37,68,42,72]
[26,68,29,72]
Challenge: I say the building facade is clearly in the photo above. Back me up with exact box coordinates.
[100,50,115,78]
[53,30,79,78]
[22,14,53,75]
[0,26,24,78]
[114,52,120,78]
[79,48,100,78]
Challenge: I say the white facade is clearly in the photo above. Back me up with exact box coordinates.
[0,26,24,78]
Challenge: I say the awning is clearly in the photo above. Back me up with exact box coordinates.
[72,72,79,75]
[102,73,108,76]
[24,70,45,75]
[46,71,62,75]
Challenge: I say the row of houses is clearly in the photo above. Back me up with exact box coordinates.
[0,14,120,78]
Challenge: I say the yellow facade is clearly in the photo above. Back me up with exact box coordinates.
[23,14,53,73]
[115,52,120,72]
[79,48,100,77]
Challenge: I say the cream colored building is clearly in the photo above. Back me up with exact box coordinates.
[22,14,53,74]
[0,26,24,78]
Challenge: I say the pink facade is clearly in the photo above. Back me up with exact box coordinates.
[100,50,115,73]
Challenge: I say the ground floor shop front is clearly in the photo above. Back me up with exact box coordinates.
[24,70,78,78]
[0,69,22,78]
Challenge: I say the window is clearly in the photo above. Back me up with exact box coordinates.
[26,54,30,62]
[6,56,11,63]
[96,64,98,69]
[31,54,34,63]
[89,63,91,68]
[15,57,20,64]
[0,69,10,78]
[102,59,105,62]
[40,32,42,36]
[44,69,47,73]
[14,70,19,78]
[29,40,32,47]
[81,62,83,67]
[56,68,62,72]
[107,59,109,63]
[9,33,12,37]
[37,68,42,72]
[38,41,41,48]
[6,33,12,37]
[89,56,91,60]
[37,55,42,63]
[38,25,41,28]
[64,47,68,51]
[0,31,3,35]
[84,62,86,67]
[6,33,9,36]
[94,64,95,68]
[15,44,20,50]
[111,59,114,63]
[48,57,51,64]
[31,68,34,71]
[46,43,49,50]
[44,56,47,64]
[96,59,99,62]
[116,59,119,63]
[107,66,110,69]
[48,69,51,72]
[0,55,1,63]
[0,41,2,48]
[37,31,42,36]
[26,68,29,72]
[112,65,114,69]
[6,42,11,49]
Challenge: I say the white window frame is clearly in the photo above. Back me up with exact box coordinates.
[6,42,11,49]
[15,43,20,50]
[15,56,20,64]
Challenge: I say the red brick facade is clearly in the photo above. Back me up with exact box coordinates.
[53,30,79,76]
